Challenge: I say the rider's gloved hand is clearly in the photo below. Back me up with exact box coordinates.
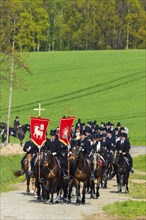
[27,146,31,152]
[52,152,57,156]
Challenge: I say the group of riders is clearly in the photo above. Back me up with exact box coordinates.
[21,117,134,182]
[0,116,21,137]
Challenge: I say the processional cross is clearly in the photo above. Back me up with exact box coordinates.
[33,103,45,117]
[65,104,72,117]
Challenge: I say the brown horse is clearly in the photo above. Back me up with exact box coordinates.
[68,146,91,204]
[90,151,102,198]
[41,150,62,203]
[14,153,36,195]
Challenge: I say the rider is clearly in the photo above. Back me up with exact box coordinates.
[45,130,68,179]
[116,133,134,173]
[21,138,39,175]
[12,116,21,136]
[110,133,134,179]
[80,129,94,180]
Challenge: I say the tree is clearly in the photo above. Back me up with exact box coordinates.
[0,0,30,144]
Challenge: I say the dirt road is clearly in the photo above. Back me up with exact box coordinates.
[0,146,145,220]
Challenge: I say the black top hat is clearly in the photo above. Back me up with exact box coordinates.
[93,133,100,139]
[84,126,92,134]
[106,129,112,134]
[120,127,125,131]
[117,122,121,127]
[121,133,127,138]
[50,130,56,136]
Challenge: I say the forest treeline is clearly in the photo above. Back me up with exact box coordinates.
[1,0,146,52]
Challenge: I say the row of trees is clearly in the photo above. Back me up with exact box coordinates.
[1,0,146,53]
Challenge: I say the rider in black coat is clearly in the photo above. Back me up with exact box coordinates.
[110,133,134,179]
[45,130,69,179]
[12,116,21,136]
[21,139,39,174]
[115,133,133,171]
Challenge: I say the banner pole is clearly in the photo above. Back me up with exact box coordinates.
[67,144,70,179]
[38,147,41,182]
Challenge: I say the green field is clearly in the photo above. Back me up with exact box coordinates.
[1,50,145,145]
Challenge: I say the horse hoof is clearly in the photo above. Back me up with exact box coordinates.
[55,200,60,204]
[81,201,85,205]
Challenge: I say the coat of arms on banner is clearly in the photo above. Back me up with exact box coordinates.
[59,117,76,145]
[30,117,50,147]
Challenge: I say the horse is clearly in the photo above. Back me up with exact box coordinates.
[41,150,63,203]
[89,151,102,199]
[14,153,36,195]
[33,150,62,203]
[114,150,130,193]
[68,146,91,204]
[0,122,30,145]
[100,147,113,188]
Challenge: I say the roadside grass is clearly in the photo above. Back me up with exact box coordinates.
[128,181,146,199]
[1,50,145,146]
[133,154,146,172]
[103,200,146,219]
[129,173,146,180]
[0,155,24,192]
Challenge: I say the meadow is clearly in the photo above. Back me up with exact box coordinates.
[1,50,145,145]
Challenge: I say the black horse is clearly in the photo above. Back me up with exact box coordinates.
[114,150,130,193]
[100,147,113,188]
[0,122,30,145]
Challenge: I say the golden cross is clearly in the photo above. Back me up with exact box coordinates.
[65,104,72,117]
[33,103,45,117]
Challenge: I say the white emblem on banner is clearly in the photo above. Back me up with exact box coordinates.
[33,125,43,139]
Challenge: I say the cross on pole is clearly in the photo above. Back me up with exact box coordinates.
[33,103,45,117]
[65,104,72,117]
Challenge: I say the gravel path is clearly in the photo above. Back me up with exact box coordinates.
[0,146,145,220]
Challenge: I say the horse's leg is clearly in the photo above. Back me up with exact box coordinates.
[96,175,101,198]
[62,179,68,202]
[90,179,95,199]
[102,168,107,188]
[26,175,30,195]
[31,177,36,195]
[125,173,129,193]
[35,180,41,201]
[75,180,80,204]
[82,181,89,204]
[68,180,73,202]
[117,174,122,193]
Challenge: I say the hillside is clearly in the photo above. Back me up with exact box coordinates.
[1,50,145,145]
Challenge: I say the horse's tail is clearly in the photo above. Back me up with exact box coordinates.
[13,170,23,177]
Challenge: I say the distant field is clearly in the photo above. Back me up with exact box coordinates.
[1,50,145,145]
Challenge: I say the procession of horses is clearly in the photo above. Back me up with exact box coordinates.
[0,118,133,205]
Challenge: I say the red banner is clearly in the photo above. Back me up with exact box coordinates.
[30,117,50,147]
[59,117,76,146]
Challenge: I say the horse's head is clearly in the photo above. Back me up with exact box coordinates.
[43,150,52,167]
[71,146,82,160]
